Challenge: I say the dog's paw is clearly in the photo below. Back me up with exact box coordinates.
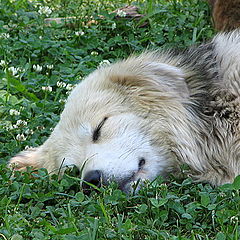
[9,147,40,171]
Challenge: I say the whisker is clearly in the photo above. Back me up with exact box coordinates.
[118,138,150,160]
[57,158,66,178]
[79,153,98,178]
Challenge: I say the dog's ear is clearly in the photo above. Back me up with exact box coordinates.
[110,58,189,100]
[9,147,41,171]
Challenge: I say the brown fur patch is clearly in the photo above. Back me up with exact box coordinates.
[211,0,240,31]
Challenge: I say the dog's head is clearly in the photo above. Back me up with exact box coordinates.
[10,52,193,193]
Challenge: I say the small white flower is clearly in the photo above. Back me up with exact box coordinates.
[75,31,84,36]
[160,183,168,188]
[46,64,54,69]
[10,124,19,129]
[66,84,76,91]
[6,124,14,130]
[0,60,6,67]
[57,81,66,88]
[16,133,26,141]
[0,33,10,39]
[59,98,67,103]
[116,9,127,17]
[230,216,238,224]
[38,6,52,16]
[39,36,43,40]
[111,22,116,30]
[219,192,226,197]
[33,64,42,72]
[8,66,20,77]
[76,75,82,81]
[25,129,34,135]
[91,51,98,56]
[9,109,20,116]
[99,60,111,68]
[16,120,27,127]
[42,86,52,92]
[36,126,45,130]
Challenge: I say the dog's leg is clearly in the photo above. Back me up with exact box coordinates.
[9,147,42,171]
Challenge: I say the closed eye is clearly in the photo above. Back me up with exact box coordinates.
[138,158,146,170]
[92,117,108,142]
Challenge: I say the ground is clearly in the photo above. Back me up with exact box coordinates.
[0,0,239,239]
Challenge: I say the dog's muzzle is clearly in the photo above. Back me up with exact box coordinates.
[82,169,139,194]
[82,170,102,194]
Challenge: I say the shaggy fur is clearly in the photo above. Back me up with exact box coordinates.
[9,30,240,192]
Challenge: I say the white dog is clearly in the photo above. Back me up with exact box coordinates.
[9,30,240,193]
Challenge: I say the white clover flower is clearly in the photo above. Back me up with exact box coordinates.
[42,86,52,92]
[160,183,168,188]
[91,51,98,56]
[16,133,26,141]
[76,75,82,81]
[66,83,76,91]
[6,124,13,131]
[57,81,66,88]
[16,120,27,127]
[111,22,116,30]
[39,36,43,40]
[75,31,85,36]
[230,216,238,224]
[219,192,226,197]
[36,126,45,130]
[9,109,20,116]
[116,9,127,17]
[8,66,20,77]
[33,64,42,72]
[59,99,67,104]
[0,60,6,67]
[99,60,111,68]
[12,124,19,129]
[38,6,52,16]
[25,129,34,135]
[46,64,54,69]
[0,33,10,39]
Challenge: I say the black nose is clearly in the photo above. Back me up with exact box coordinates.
[82,170,102,194]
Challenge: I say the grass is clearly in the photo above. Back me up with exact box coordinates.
[0,0,239,239]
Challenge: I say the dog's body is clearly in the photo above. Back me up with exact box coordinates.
[10,30,240,192]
